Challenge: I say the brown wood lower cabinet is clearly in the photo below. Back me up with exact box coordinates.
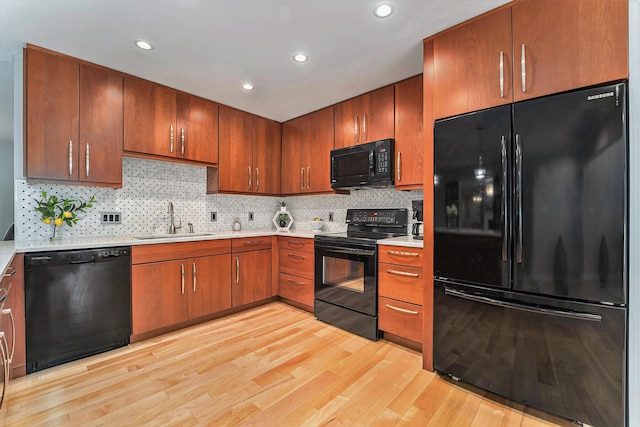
[231,237,273,307]
[1,254,26,379]
[277,236,314,310]
[377,245,424,347]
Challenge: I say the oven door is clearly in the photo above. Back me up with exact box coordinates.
[314,241,377,316]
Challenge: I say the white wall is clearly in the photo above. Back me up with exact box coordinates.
[0,59,14,238]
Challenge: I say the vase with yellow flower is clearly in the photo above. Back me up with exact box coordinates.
[34,191,96,240]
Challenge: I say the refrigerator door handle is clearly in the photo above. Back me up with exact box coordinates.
[515,134,523,264]
[501,136,508,262]
[444,288,602,322]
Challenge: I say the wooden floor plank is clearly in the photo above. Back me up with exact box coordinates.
[0,302,574,426]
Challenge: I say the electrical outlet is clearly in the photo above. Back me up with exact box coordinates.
[211,211,217,222]
[249,212,254,221]
[100,211,122,224]
[329,212,334,222]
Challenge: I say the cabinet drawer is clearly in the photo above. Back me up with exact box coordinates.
[231,237,272,253]
[132,239,231,264]
[378,264,423,305]
[279,249,314,279]
[278,273,314,307]
[378,245,423,268]
[278,236,313,253]
[378,297,422,343]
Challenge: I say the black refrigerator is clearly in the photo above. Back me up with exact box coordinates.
[433,81,627,427]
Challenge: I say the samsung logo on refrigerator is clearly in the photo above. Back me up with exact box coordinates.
[587,91,614,101]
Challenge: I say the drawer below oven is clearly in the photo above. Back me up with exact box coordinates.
[378,297,422,343]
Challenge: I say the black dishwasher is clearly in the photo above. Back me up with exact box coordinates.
[25,247,131,373]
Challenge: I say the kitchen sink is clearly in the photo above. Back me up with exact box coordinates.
[134,233,214,240]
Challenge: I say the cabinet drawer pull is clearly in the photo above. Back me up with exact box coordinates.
[287,253,306,260]
[3,267,16,277]
[287,279,306,286]
[181,263,185,295]
[235,256,240,284]
[499,50,504,98]
[181,127,185,155]
[386,269,420,278]
[170,125,174,153]
[1,308,15,362]
[85,143,90,177]
[68,140,73,176]
[287,240,306,246]
[385,304,419,315]
[521,44,527,93]
[192,262,197,293]
[387,250,419,257]
[242,239,264,246]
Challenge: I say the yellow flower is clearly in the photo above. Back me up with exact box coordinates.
[54,218,64,227]
[63,211,72,218]
[43,217,52,225]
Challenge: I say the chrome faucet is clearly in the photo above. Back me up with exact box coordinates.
[168,202,182,234]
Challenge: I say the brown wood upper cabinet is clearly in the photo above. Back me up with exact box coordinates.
[394,75,423,190]
[432,0,628,119]
[281,106,334,195]
[25,47,123,186]
[217,106,281,194]
[334,85,394,148]
[124,76,219,165]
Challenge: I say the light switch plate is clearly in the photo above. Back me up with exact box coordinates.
[211,212,217,221]
[100,211,122,224]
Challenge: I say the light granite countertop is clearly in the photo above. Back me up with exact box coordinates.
[377,235,424,249]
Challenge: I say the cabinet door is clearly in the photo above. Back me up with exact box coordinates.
[131,260,188,334]
[2,254,25,379]
[232,250,272,306]
[394,75,423,189]
[281,116,306,194]
[124,76,177,158]
[334,96,361,148]
[176,92,219,164]
[25,48,79,181]
[433,8,512,119]
[253,116,281,194]
[218,106,254,192]
[78,64,123,185]
[361,85,394,144]
[304,106,334,193]
[512,0,628,101]
[188,254,231,319]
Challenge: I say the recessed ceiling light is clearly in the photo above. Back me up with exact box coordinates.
[134,39,154,50]
[293,53,308,63]
[242,83,255,91]
[373,4,394,18]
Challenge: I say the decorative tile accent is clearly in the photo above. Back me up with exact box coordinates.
[16,157,424,240]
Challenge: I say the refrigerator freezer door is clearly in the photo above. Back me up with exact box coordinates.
[433,281,626,427]
[434,105,512,289]
[512,82,627,304]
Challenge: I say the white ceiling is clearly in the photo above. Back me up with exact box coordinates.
[0,0,509,122]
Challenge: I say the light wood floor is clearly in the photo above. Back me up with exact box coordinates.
[0,302,574,426]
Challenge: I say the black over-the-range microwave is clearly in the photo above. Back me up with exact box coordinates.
[330,139,395,189]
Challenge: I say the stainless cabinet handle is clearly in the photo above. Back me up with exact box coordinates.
[397,152,401,182]
[499,51,505,98]
[242,239,264,246]
[386,269,420,278]
[287,253,306,260]
[1,308,15,362]
[68,140,73,176]
[0,331,8,408]
[387,250,419,257]
[255,168,259,191]
[521,44,526,93]
[85,143,90,177]
[287,279,306,286]
[248,167,252,190]
[3,267,16,277]
[363,113,367,141]
[181,263,185,295]
[192,262,197,293]
[515,134,523,264]
[354,115,359,143]
[300,167,304,190]
[181,127,185,155]
[170,125,174,153]
[306,166,310,189]
[501,136,508,262]
[235,256,239,284]
[385,304,419,315]
[287,240,306,246]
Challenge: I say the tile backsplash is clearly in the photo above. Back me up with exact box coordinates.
[16,157,423,240]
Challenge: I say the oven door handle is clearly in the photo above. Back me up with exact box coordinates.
[318,246,375,257]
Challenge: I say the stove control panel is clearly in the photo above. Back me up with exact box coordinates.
[345,209,408,226]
